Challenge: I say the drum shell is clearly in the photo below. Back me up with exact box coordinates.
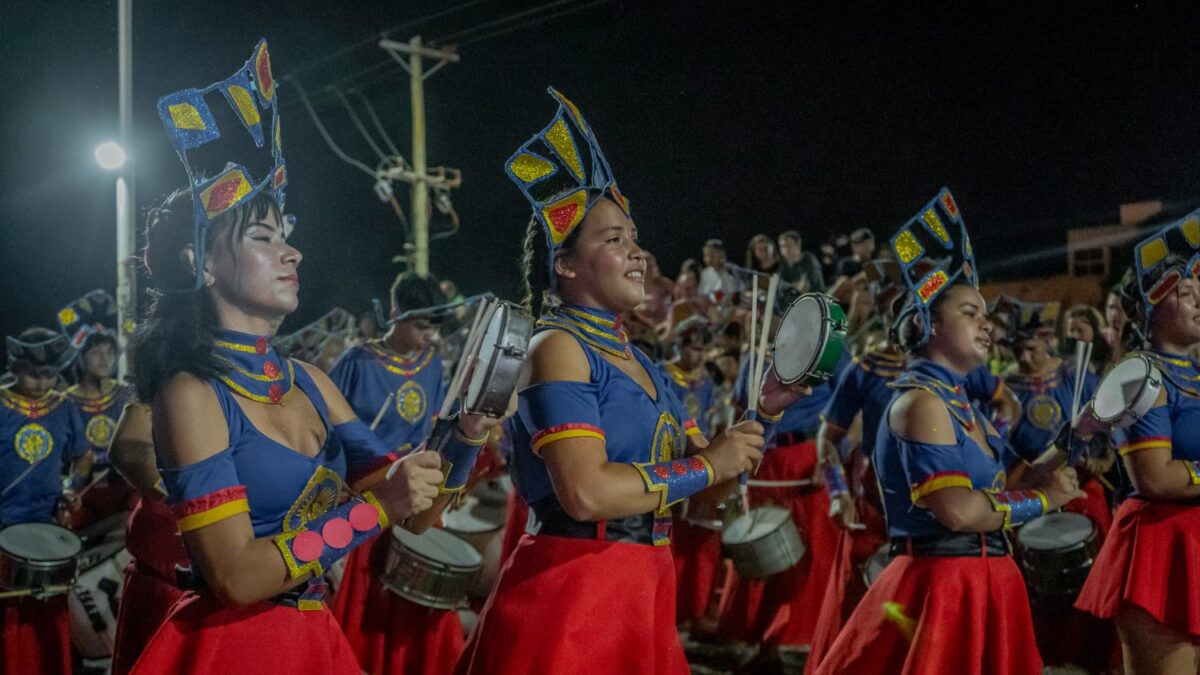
[1015,515,1100,607]
[380,527,481,610]
[467,304,533,418]
[441,486,508,600]
[1093,355,1163,428]
[0,524,80,592]
[774,294,847,386]
[720,507,805,579]
[861,544,891,588]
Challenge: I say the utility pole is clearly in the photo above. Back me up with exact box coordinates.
[379,36,459,275]
[116,0,136,379]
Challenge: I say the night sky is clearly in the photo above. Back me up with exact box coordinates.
[4,1,1200,340]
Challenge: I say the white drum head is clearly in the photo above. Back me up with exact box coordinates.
[773,296,824,383]
[1094,356,1152,421]
[393,526,482,567]
[721,507,789,545]
[0,523,82,561]
[1016,512,1094,550]
[465,305,506,409]
[441,495,505,534]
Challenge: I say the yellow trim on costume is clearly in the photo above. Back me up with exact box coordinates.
[66,383,121,413]
[455,428,490,446]
[759,406,784,423]
[212,339,261,353]
[361,490,389,529]
[366,342,435,376]
[0,388,64,419]
[909,473,973,502]
[530,428,605,453]
[216,359,296,404]
[1034,489,1050,513]
[1119,439,1172,456]
[1185,461,1200,486]
[274,529,323,579]
[297,598,325,611]
[216,358,284,383]
[685,425,703,437]
[560,306,616,327]
[176,498,250,532]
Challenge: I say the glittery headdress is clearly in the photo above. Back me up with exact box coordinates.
[994,297,1060,343]
[1132,210,1200,335]
[6,333,75,372]
[889,188,977,346]
[156,38,285,289]
[56,289,118,350]
[505,87,631,288]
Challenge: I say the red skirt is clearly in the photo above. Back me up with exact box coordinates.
[716,439,839,647]
[498,489,529,569]
[455,533,688,675]
[129,593,360,674]
[0,595,71,675]
[810,553,1042,675]
[1076,497,1200,636]
[330,533,465,675]
[671,514,722,624]
[1061,473,1113,541]
[112,497,188,675]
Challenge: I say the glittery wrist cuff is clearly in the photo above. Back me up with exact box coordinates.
[274,492,386,580]
[824,463,849,499]
[985,489,1048,529]
[427,416,487,495]
[634,456,715,512]
[1186,461,1200,486]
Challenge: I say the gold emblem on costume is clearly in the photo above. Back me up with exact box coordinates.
[283,465,343,533]
[991,470,1006,491]
[395,380,426,424]
[651,412,684,463]
[684,393,701,421]
[15,424,53,464]
[85,414,117,448]
[1025,394,1062,431]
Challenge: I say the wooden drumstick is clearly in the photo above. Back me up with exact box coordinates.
[370,392,395,431]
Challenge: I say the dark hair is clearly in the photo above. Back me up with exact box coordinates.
[132,189,281,402]
[779,230,801,244]
[390,272,443,314]
[678,258,702,279]
[892,281,974,354]
[80,332,118,356]
[744,233,777,270]
[520,215,582,314]
[704,238,724,251]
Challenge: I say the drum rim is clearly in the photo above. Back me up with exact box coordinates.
[466,303,509,410]
[466,303,532,415]
[774,294,832,384]
[0,523,83,562]
[391,526,485,568]
[720,506,793,545]
[1094,354,1159,423]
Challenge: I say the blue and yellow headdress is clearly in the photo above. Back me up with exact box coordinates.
[156,38,285,289]
[1132,210,1200,336]
[889,188,977,346]
[505,87,631,288]
[992,296,1060,344]
[56,289,117,350]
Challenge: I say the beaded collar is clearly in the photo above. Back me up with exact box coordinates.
[536,304,632,359]
[364,341,435,377]
[664,361,709,389]
[858,346,906,378]
[1145,349,1200,398]
[889,358,977,431]
[66,382,123,414]
[1004,363,1066,395]
[0,387,64,419]
[212,328,294,405]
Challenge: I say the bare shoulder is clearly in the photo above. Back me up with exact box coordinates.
[889,388,956,445]
[528,329,590,385]
[295,360,357,423]
[154,371,229,469]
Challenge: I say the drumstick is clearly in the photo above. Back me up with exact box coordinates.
[747,274,759,417]
[751,274,780,413]
[370,392,395,431]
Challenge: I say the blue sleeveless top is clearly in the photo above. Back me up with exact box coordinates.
[1113,350,1200,498]
[160,363,348,539]
[1005,361,1099,462]
[0,388,88,524]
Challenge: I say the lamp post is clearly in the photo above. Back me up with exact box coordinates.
[94,141,132,380]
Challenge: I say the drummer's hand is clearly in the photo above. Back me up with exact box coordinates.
[758,368,812,418]
[1037,467,1088,511]
[373,451,444,522]
[699,421,765,483]
[828,492,861,530]
[1072,403,1108,440]
[457,411,502,440]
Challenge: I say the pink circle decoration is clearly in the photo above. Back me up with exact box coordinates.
[292,531,324,562]
[349,503,380,531]
[321,518,353,549]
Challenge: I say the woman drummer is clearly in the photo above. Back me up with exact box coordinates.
[129,40,445,674]
[812,189,1083,675]
[455,88,807,674]
[1076,216,1200,674]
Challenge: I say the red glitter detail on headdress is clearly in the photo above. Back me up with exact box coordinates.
[273,165,286,190]
[548,202,580,235]
[941,192,958,218]
[205,178,245,214]
[255,43,274,101]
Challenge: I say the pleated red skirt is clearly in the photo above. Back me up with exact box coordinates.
[498,489,529,569]
[810,553,1042,675]
[1076,497,1200,637]
[671,514,722,625]
[129,593,361,674]
[455,532,688,675]
[0,594,71,675]
[330,533,465,675]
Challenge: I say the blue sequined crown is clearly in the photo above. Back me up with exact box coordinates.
[992,295,1059,343]
[156,39,285,288]
[1133,210,1200,333]
[56,289,118,349]
[505,88,630,285]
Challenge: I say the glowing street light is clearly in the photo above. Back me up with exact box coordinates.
[94,141,127,170]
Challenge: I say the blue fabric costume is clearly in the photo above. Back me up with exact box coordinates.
[659,361,716,437]
[1005,362,1099,462]
[1112,350,1200,486]
[732,350,851,441]
[821,347,905,457]
[66,383,135,465]
[0,388,87,524]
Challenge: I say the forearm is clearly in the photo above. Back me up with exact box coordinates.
[550,461,668,521]
[109,440,165,498]
[925,488,1020,533]
[1127,456,1200,501]
[188,531,314,606]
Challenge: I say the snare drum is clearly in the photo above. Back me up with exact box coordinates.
[720,507,805,579]
[441,482,508,600]
[773,293,847,385]
[380,526,482,609]
[1015,512,1099,609]
[1092,354,1164,428]
[0,522,81,592]
[861,543,891,588]
[464,302,534,417]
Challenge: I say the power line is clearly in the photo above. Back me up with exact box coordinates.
[457,0,611,47]
[432,0,582,46]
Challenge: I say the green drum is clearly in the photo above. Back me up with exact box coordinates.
[772,293,847,385]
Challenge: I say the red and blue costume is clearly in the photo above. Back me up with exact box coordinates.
[328,340,465,675]
[456,304,703,674]
[1076,349,1200,638]
[66,382,138,526]
[812,358,1042,675]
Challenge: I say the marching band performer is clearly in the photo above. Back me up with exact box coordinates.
[0,327,88,675]
[1076,215,1200,674]
[456,88,807,674]
[129,40,444,674]
[813,189,1083,675]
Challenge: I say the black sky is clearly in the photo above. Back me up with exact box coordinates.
[3,1,1200,340]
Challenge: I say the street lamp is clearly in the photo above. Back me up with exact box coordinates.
[95,140,134,379]
[94,141,127,170]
